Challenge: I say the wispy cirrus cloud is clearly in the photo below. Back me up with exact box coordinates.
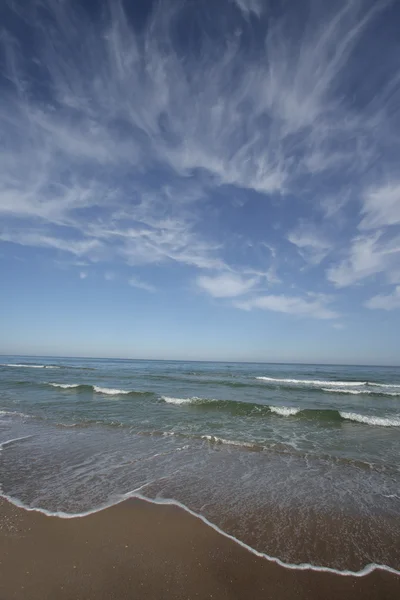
[232,0,265,17]
[0,231,102,257]
[196,272,258,298]
[1,0,400,319]
[235,293,338,320]
[360,182,400,230]
[128,276,156,293]
[366,286,400,310]
[287,223,332,266]
[326,232,400,288]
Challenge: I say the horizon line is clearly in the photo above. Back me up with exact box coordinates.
[0,353,399,369]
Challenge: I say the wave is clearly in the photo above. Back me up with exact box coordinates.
[256,376,400,395]
[369,382,400,389]
[47,383,152,396]
[270,406,300,416]
[200,435,264,450]
[339,412,400,427]
[1,363,61,369]
[93,385,133,395]
[0,435,32,451]
[49,383,81,389]
[256,376,366,387]
[1,363,97,371]
[161,395,202,405]
[161,396,400,427]
[0,410,32,419]
[322,388,400,396]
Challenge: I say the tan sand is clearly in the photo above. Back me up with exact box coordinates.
[0,497,399,600]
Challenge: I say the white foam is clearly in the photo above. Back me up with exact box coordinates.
[1,489,399,578]
[323,388,369,395]
[270,406,300,416]
[0,435,32,451]
[161,396,199,405]
[0,410,31,418]
[49,383,80,389]
[340,412,400,427]
[256,377,365,387]
[93,386,131,396]
[369,382,400,389]
[1,364,60,369]
[201,435,259,449]
[323,388,400,396]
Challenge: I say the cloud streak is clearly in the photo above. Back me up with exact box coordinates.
[196,272,258,298]
[236,293,338,320]
[0,0,399,316]
[366,286,400,311]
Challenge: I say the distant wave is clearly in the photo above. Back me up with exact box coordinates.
[1,363,96,371]
[1,363,61,369]
[256,376,366,386]
[161,396,400,427]
[322,388,400,397]
[256,376,400,395]
[48,383,152,396]
[49,383,81,389]
[368,382,400,389]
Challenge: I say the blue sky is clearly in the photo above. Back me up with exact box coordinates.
[1,0,400,364]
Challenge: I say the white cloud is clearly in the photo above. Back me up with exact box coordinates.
[0,231,102,257]
[79,271,88,280]
[128,276,156,293]
[0,0,390,228]
[1,0,399,317]
[235,293,338,319]
[287,224,332,265]
[327,232,400,287]
[196,273,258,298]
[360,182,400,230]
[232,0,264,17]
[365,286,400,310]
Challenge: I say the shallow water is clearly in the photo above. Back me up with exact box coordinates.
[1,356,399,572]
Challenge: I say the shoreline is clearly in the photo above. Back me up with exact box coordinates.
[3,490,400,578]
[1,497,399,599]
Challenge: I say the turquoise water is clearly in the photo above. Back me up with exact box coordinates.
[1,356,399,571]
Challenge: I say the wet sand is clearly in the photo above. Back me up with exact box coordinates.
[0,497,399,600]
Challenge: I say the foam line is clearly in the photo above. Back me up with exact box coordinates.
[1,490,399,578]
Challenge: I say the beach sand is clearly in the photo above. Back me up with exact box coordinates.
[0,497,399,600]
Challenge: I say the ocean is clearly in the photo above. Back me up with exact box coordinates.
[1,356,399,575]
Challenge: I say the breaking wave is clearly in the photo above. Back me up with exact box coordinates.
[161,396,400,427]
[48,383,152,396]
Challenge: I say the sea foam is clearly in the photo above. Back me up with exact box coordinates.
[161,396,200,405]
[270,406,300,416]
[340,412,400,427]
[49,383,81,389]
[93,386,132,396]
[256,376,366,387]
[1,489,399,579]
[1,363,60,369]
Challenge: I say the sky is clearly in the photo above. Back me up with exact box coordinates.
[1,0,400,365]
